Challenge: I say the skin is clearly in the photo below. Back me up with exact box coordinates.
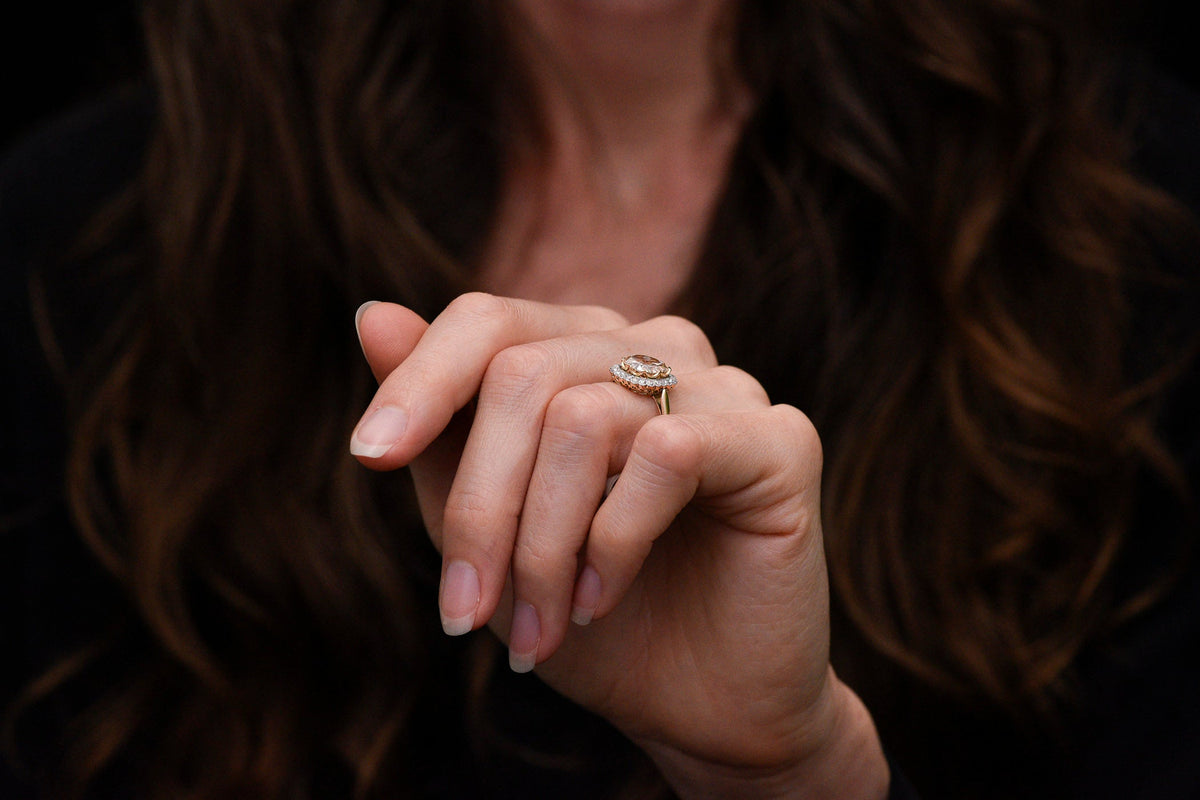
[352,299,888,798]
[477,0,750,321]
[351,2,891,797]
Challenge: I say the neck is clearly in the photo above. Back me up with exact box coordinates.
[504,1,747,201]
[480,2,750,321]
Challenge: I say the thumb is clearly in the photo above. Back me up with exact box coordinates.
[355,301,430,382]
[353,300,467,543]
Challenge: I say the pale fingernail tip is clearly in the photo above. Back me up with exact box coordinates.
[570,566,601,627]
[349,438,393,459]
[354,300,380,328]
[441,613,475,637]
[440,561,480,636]
[354,300,381,356]
[509,650,537,674]
[508,602,540,674]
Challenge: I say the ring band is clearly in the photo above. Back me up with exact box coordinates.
[610,354,676,415]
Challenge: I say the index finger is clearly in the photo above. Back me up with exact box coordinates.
[350,292,627,469]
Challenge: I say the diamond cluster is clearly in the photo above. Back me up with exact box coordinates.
[611,355,677,396]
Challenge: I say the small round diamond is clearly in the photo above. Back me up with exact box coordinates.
[610,360,677,396]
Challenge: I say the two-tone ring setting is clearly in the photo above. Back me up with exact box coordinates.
[610,354,676,415]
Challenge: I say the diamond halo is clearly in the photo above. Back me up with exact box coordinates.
[610,354,677,397]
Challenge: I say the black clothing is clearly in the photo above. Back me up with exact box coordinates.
[3,73,1199,799]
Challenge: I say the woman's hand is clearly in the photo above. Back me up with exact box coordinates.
[350,294,888,799]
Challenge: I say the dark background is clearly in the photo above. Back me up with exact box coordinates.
[2,2,1198,153]
[2,2,144,152]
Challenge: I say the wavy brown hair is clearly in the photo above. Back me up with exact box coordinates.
[12,0,1196,797]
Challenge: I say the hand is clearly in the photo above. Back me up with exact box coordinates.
[351,294,888,799]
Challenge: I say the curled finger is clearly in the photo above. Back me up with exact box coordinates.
[584,404,822,623]
[508,367,774,670]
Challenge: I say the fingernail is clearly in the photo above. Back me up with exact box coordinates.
[509,601,540,674]
[350,406,407,458]
[440,561,480,636]
[571,566,602,626]
[354,300,380,356]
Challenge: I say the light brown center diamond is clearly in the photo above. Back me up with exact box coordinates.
[620,355,672,379]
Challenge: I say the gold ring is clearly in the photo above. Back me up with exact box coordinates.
[610,354,676,415]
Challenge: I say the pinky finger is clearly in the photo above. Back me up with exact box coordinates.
[580,406,820,623]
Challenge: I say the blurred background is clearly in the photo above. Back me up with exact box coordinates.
[2,1,1198,154]
[2,1,143,151]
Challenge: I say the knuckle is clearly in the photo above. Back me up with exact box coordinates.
[632,416,705,480]
[710,365,771,405]
[543,384,617,442]
[480,342,556,405]
[771,404,823,471]
[445,291,512,322]
[654,315,716,365]
[510,537,558,583]
[582,304,630,329]
[442,490,517,562]
[486,342,552,383]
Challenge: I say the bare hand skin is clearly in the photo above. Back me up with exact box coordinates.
[351,296,889,799]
